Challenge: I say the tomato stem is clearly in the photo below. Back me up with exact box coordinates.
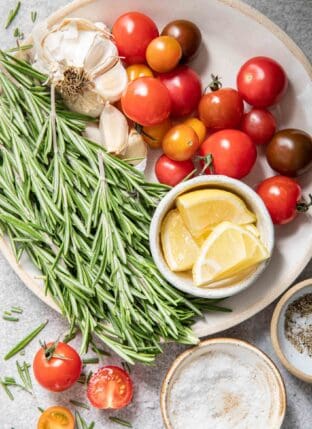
[296,193,312,213]
[195,153,215,175]
[134,122,157,141]
[205,74,222,92]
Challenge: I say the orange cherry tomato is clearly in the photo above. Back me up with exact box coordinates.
[184,118,206,144]
[163,124,200,161]
[142,118,172,148]
[37,406,74,429]
[146,36,182,73]
[126,64,154,81]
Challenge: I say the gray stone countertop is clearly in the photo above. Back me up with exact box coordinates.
[0,0,311,428]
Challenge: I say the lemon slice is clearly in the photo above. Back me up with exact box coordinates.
[176,189,256,238]
[161,209,199,272]
[192,221,269,287]
[245,224,260,237]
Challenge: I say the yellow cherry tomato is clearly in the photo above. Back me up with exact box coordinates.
[146,36,182,73]
[37,406,74,429]
[184,118,207,144]
[126,64,154,81]
[162,124,200,161]
[142,118,172,149]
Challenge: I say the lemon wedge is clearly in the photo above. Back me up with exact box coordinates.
[244,224,260,237]
[192,221,269,287]
[176,189,256,238]
[161,209,199,272]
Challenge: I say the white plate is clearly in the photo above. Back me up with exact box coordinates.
[1,0,311,336]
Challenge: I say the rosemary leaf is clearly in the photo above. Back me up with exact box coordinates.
[109,417,132,428]
[31,11,37,23]
[4,2,21,29]
[69,399,90,410]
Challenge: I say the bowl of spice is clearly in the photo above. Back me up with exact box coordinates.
[271,278,312,383]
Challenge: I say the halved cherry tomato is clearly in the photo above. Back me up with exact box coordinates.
[142,118,172,148]
[87,366,133,410]
[126,64,154,81]
[237,56,288,107]
[200,129,257,179]
[240,108,276,145]
[199,88,244,129]
[146,36,182,73]
[155,155,195,186]
[37,406,74,429]
[163,124,200,161]
[121,77,171,126]
[184,118,206,144]
[159,66,202,118]
[33,342,82,392]
[256,176,301,224]
[112,12,159,65]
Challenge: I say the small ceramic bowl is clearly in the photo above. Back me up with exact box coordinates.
[161,338,286,429]
[149,175,274,299]
[271,278,312,383]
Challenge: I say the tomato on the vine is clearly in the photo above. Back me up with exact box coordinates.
[155,155,194,186]
[158,66,202,118]
[199,129,257,179]
[146,36,182,73]
[163,124,200,161]
[199,87,244,130]
[33,342,82,392]
[142,118,172,148]
[37,406,75,429]
[121,77,171,126]
[237,56,287,107]
[240,108,276,145]
[87,366,133,409]
[256,176,302,224]
[112,12,159,65]
[126,64,154,81]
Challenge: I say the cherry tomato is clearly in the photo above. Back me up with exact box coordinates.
[237,56,288,107]
[163,124,200,161]
[33,342,82,392]
[198,88,244,130]
[37,406,75,429]
[155,155,194,186]
[199,129,257,179]
[142,118,172,149]
[161,20,202,61]
[257,176,301,224]
[87,366,133,410]
[146,36,182,73]
[159,66,202,118]
[121,77,171,126]
[240,108,276,145]
[112,12,158,65]
[266,129,312,176]
[184,118,206,144]
[126,64,154,81]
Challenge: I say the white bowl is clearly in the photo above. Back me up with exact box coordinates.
[149,175,274,299]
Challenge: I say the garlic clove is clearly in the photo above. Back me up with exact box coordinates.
[121,129,148,169]
[84,34,118,77]
[64,89,105,118]
[99,103,129,154]
[94,60,128,103]
[84,122,102,144]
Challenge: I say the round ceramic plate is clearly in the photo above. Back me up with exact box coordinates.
[0,0,311,336]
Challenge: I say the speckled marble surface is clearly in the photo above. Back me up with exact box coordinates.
[0,1,311,428]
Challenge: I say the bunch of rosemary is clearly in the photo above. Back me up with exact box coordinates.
[0,52,228,363]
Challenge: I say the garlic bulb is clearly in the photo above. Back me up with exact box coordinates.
[122,129,148,172]
[32,18,128,117]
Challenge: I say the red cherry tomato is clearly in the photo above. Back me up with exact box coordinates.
[121,77,171,126]
[33,342,82,392]
[256,176,301,224]
[199,129,257,179]
[237,56,287,107]
[155,154,195,186]
[240,108,277,145]
[158,66,202,118]
[112,12,159,65]
[198,88,244,129]
[87,366,133,410]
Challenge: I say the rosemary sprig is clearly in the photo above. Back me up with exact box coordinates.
[75,411,95,429]
[31,11,37,23]
[4,2,21,29]
[109,417,132,427]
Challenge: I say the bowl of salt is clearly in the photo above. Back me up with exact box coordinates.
[271,278,312,383]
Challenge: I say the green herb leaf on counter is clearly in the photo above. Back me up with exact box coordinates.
[13,27,24,39]
[6,44,33,53]
[31,11,37,23]
[75,411,95,429]
[11,306,23,314]
[109,417,132,428]
[82,357,99,365]
[4,320,48,360]
[4,2,21,29]
[2,315,19,322]
[69,399,90,410]
[121,361,131,374]
[37,407,44,413]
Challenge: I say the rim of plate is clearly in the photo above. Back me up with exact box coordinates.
[0,0,311,334]
[160,337,287,429]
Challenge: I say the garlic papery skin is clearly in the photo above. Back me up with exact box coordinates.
[32,18,128,117]
[99,103,129,154]
[122,129,148,171]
